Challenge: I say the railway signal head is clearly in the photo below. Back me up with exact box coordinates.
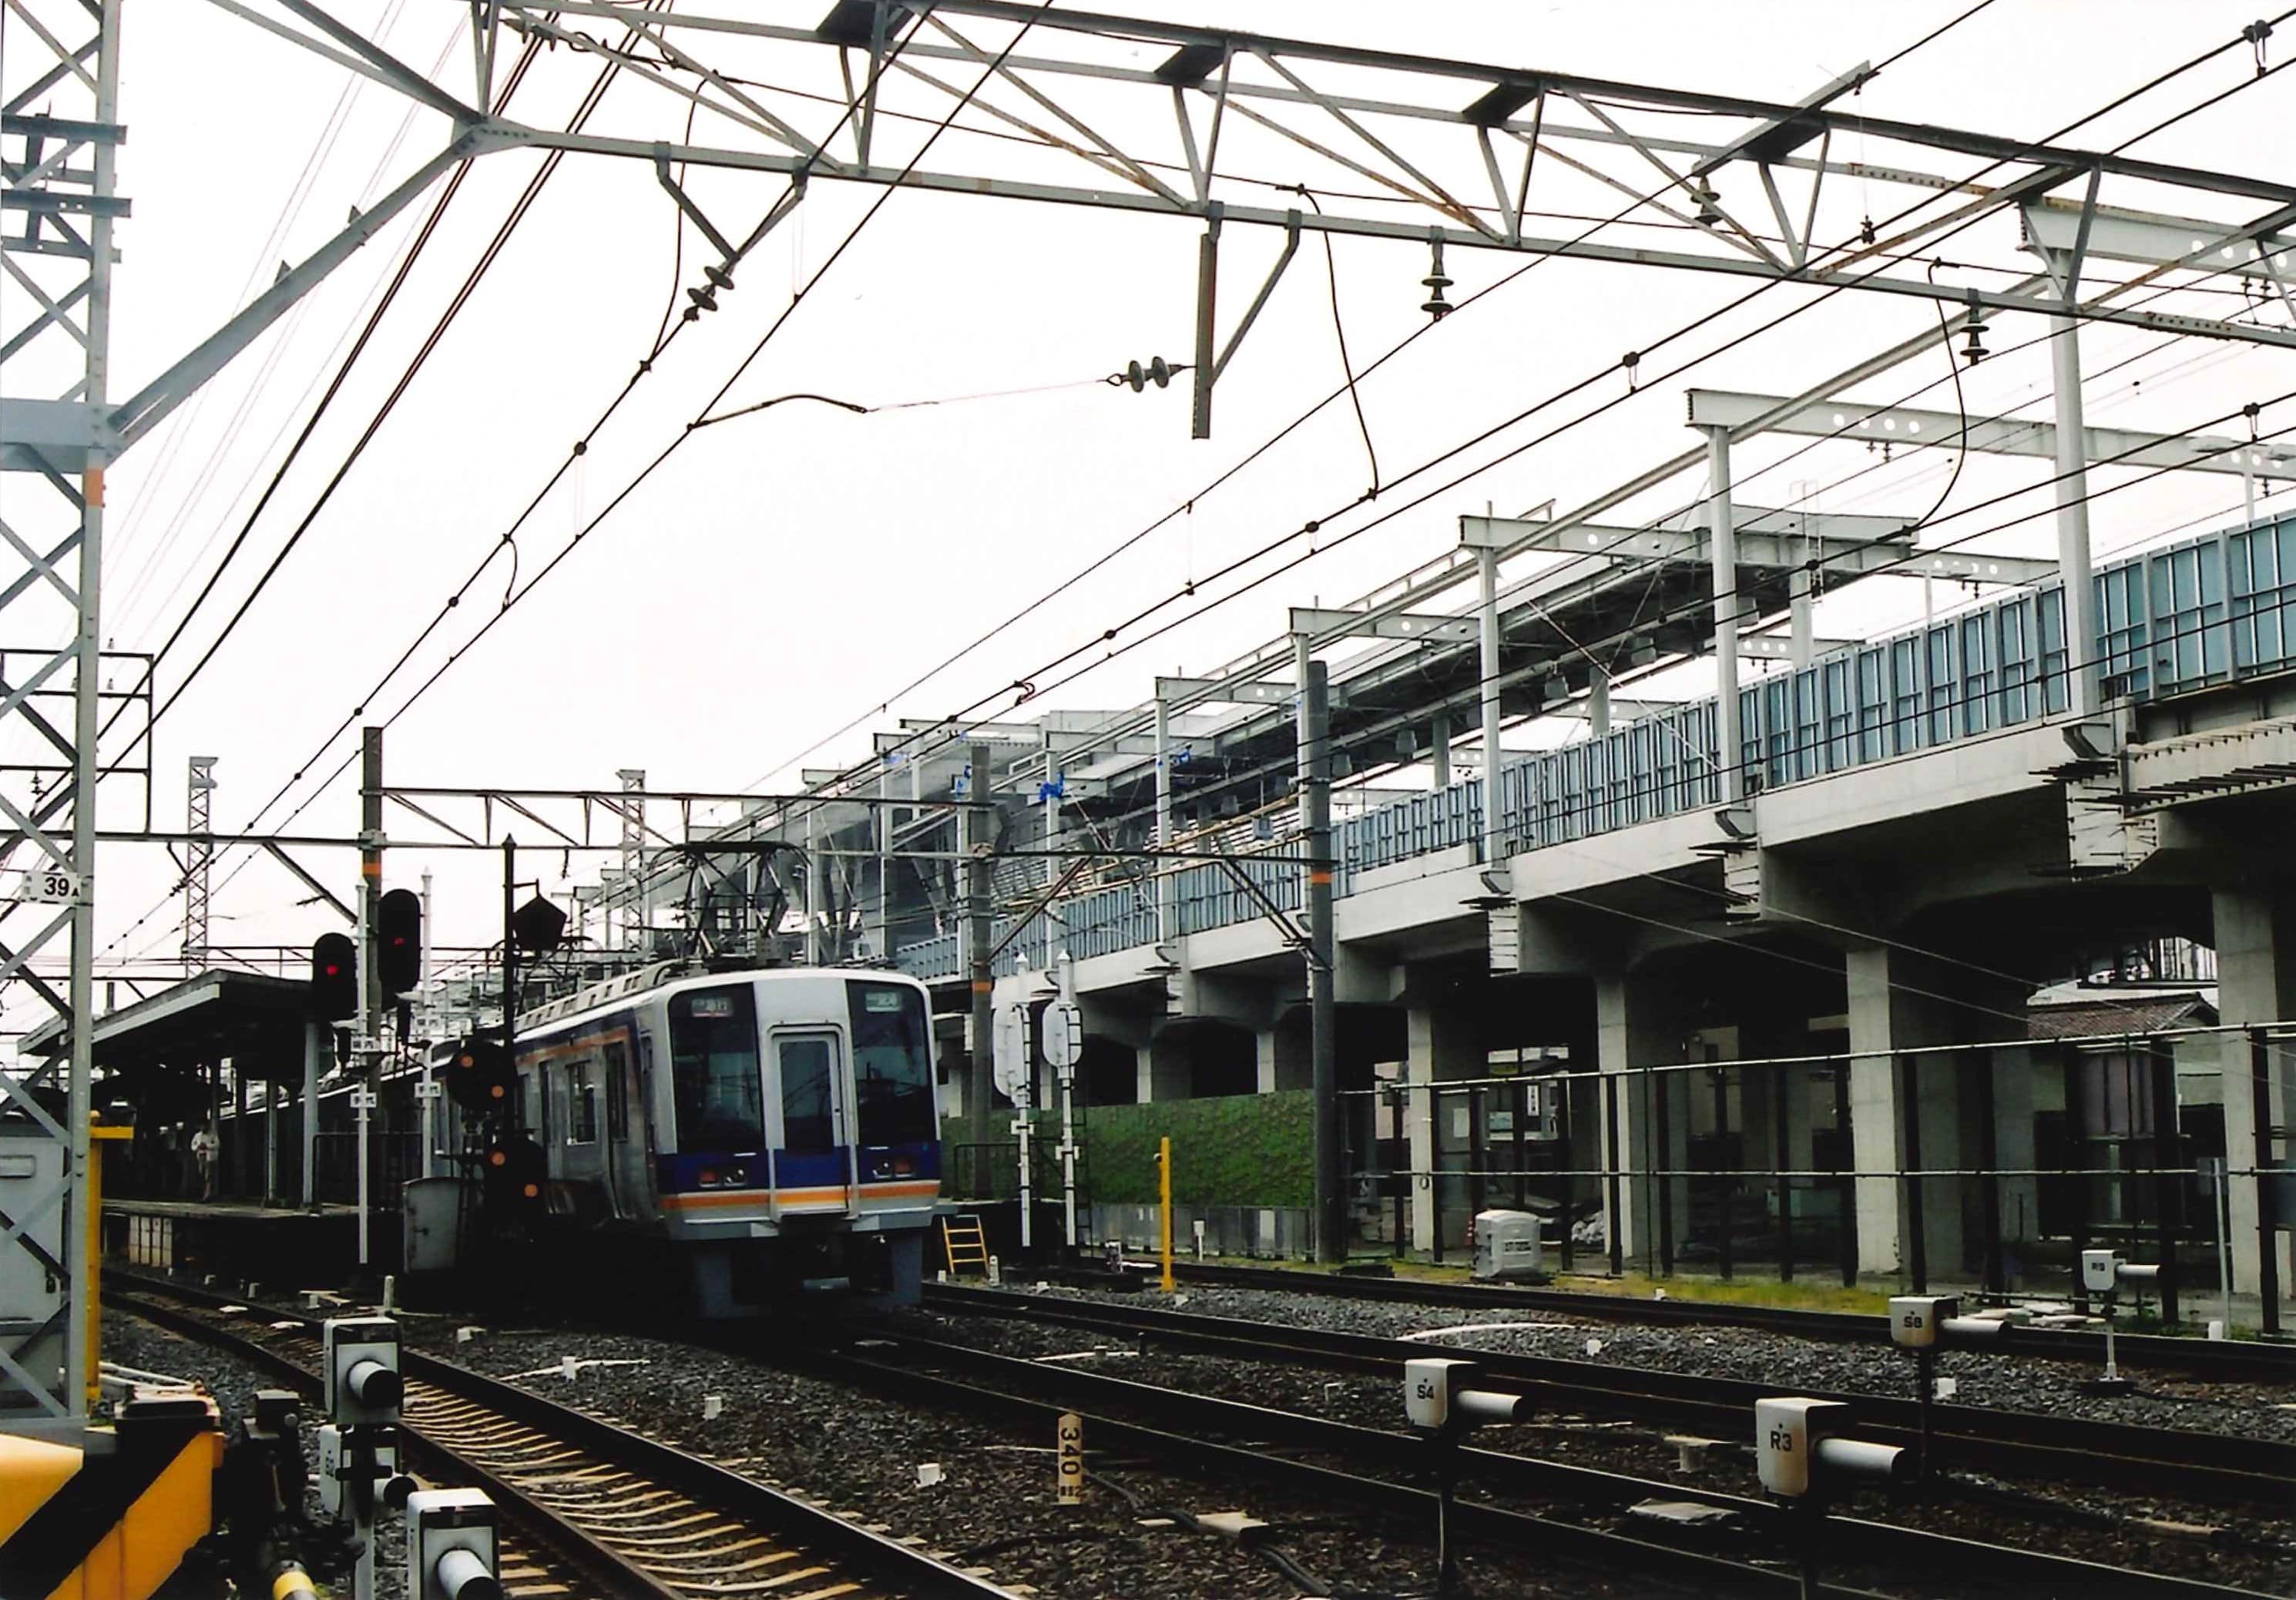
[378,888,422,997]
[310,933,357,1021]
[406,1487,502,1600]
[511,894,566,955]
[1888,1294,2006,1350]
[322,1316,402,1427]
[444,1038,515,1114]
[1755,1397,1908,1501]
[482,1133,547,1213]
[1404,1357,1528,1433]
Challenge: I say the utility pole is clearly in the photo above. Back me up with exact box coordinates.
[1298,647,1344,1263]
[965,746,995,1139]
[355,727,384,1270]
[360,728,385,1025]
[501,838,519,1053]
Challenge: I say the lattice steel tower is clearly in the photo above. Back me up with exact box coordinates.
[183,757,217,964]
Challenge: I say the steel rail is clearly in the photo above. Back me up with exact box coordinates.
[108,1287,682,1599]
[1136,1260,2296,1380]
[921,1283,2294,1508]
[106,1276,1026,1600]
[820,1328,2272,1600]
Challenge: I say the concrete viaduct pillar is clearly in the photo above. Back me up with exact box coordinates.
[1595,970,1693,1271]
[2212,887,2296,1304]
[1844,946,2027,1284]
[1405,979,1482,1256]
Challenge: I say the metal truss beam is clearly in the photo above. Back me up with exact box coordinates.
[1483,517,1919,577]
[505,2,2296,206]
[1288,606,1479,644]
[1740,634,1853,661]
[477,125,2296,351]
[1156,676,1294,706]
[1684,388,2296,478]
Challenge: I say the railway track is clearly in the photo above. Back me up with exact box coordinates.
[814,1323,2273,1600]
[108,1276,1025,1600]
[1120,1260,2296,1380]
[920,1281,2296,1508]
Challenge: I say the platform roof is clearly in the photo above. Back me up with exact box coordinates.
[22,968,316,1081]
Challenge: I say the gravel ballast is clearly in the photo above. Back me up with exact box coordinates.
[892,1298,2296,1595]
[393,1312,1691,1600]
[1003,1278,2296,1441]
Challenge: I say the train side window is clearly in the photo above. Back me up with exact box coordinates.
[568,1062,598,1145]
[603,1043,629,1140]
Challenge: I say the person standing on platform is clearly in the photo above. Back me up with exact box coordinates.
[190,1125,216,1200]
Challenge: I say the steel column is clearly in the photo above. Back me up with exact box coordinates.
[1477,543,1505,866]
[1702,424,1744,801]
[2048,301,2103,715]
[302,1021,323,1210]
[1902,1052,1927,1292]
[1834,1062,1856,1288]
[1298,646,1342,1262]
[2252,1029,2282,1336]
[1605,1074,1625,1276]
[965,744,995,1135]
[1153,694,1176,943]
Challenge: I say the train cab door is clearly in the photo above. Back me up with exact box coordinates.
[767,1030,855,1216]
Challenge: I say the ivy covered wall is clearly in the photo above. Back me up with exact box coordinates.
[939,1089,1311,1208]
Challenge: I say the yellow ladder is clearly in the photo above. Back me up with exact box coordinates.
[940,1214,989,1276]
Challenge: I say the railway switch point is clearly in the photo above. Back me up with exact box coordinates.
[1664,1434,1721,1474]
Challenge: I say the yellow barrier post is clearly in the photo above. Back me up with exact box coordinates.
[86,1116,131,1410]
[1158,1136,1175,1294]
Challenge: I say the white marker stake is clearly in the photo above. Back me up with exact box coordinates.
[703,1395,724,1421]
[1056,1413,1085,1505]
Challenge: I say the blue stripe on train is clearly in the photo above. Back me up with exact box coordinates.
[773,1148,848,1189]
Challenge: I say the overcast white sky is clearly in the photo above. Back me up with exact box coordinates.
[8,0,2292,1026]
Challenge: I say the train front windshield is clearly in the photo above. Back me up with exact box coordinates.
[670,985,764,1150]
[848,981,935,1145]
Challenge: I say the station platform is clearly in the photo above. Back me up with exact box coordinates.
[102,1198,392,1288]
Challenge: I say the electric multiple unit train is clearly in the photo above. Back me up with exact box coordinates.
[474,962,943,1313]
